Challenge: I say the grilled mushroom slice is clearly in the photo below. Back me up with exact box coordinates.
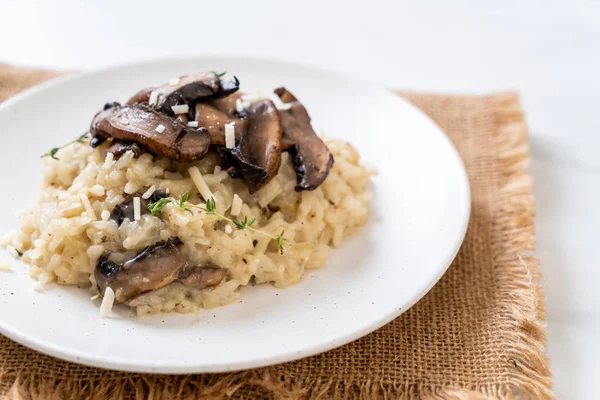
[153,73,240,113]
[105,140,143,158]
[210,91,244,115]
[230,99,282,193]
[109,190,168,225]
[89,102,121,147]
[90,103,210,162]
[125,86,155,106]
[177,265,227,289]
[194,103,247,146]
[274,87,334,190]
[95,237,185,302]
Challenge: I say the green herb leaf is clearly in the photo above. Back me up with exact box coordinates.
[205,197,216,213]
[42,131,90,160]
[183,207,194,215]
[275,229,287,254]
[75,132,90,143]
[232,219,245,230]
[41,147,60,160]
[179,191,189,207]
[212,70,227,78]
[147,197,173,215]
[232,215,257,230]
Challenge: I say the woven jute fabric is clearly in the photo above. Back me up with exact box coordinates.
[0,63,553,399]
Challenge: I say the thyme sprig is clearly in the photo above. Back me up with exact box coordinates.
[211,70,227,78]
[41,132,90,160]
[148,191,288,254]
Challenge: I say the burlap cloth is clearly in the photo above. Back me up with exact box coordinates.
[0,64,553,399]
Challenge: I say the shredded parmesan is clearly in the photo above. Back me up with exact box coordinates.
[7,246,19,258]
[169,77,180,86]
[142,185,156,199]
[231,194,243,216]
[187,121,199,128]
[148,90,158,106]
[99,287,115,318]
[100,210,110,221]
[235,98,245,113]
[188,166,214,201]
[33,282,43,291]
[133,197,141,221]
[80,194,97,220]
[0,263,11,271]
[155,124,166,133]
[171,104,189,114]
[225,224,232,234]
[90,294,99,301]
[225,121,236,149]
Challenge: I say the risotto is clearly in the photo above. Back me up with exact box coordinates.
[2,72,372,316]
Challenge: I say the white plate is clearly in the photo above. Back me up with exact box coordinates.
[0,57,470,373]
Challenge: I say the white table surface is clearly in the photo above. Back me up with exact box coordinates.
[1,0,598,398]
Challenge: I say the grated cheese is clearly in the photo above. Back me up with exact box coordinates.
[225,121,236,149]
[133,197,141,221]
[90,294,99,300]
[142,185,156,199]
[235,98,245,113]
[225,224,232,234]
[33,282,43,291]
[155,124,166,133]
[168,77,180,86]
[80,194,97,220]
[171,104,189,115]
[148,90,158,106]
[99,287,115,318]
[187,121,199,128]
[231,194,243,216]
[188,166,214,201]
[7,246,19,258]
[0,263,11,271]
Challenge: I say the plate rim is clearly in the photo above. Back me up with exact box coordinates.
[0,56,471,373]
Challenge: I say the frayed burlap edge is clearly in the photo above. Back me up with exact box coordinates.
[0,87,552,399]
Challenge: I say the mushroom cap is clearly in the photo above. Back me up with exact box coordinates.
[230,99,283,194]
[95,237,186,302]
[90,103,210,162]
[274,87,334,191]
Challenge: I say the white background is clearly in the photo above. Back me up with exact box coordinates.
[1,0,598,397]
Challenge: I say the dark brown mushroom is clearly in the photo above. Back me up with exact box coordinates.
[153,73,240,113]
[194,103,247,146]
[175,113,189,125]
[95,237,185,302]
[105,141,143,159]
[89,102,120,147]
[109,190,168,225]
[209,91,244,115]
[90,103,210,162]
[230,99,283,193]
[125,86,155,106]
[274,87,334,191]
[177,265,227,289]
